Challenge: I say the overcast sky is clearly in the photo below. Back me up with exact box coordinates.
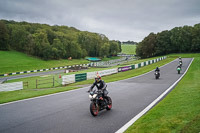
[0,0,200,42]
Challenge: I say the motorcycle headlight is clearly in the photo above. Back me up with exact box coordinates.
[93,94,97,99]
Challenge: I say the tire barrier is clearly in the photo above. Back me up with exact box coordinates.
[0,64,89,77]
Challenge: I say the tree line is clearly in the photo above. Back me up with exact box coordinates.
[136,23,200,58]
[0,20,121,60]
[122,40,137,45]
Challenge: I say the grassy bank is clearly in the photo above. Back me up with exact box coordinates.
[0,57,175,104]
[0,50,89,74]
[125,53,200,133]
[121,44,136,54]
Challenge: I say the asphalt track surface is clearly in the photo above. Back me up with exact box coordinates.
[0,58,192,133]
[0,70,65,83]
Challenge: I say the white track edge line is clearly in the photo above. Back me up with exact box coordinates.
[115,58,194,133]
[0,58,174,106]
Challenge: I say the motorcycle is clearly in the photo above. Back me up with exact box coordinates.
[88,89,112,116]
[177,67,181,74]
[155,71,160,79]
[179,61,182,67]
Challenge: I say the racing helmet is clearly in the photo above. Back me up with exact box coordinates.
[95,74,101,82]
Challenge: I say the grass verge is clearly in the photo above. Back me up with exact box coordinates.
[120,44,136,54]
[125,54,200,133]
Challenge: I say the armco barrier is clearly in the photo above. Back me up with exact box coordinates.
[118,56,167,72]
[87,72,96,80]
[118,66,132,72]
[98,68,118,76]
[62,74,75,85]
[75,73,87,82]
[0,81,23,91]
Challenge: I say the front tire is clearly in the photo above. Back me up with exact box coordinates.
[90,102,99,116]
[105,96,112,110]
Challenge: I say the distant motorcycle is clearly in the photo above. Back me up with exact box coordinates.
[179,61,182,67]
[155,71,160,79]
[88,90,112,116]
[177,67,181,74]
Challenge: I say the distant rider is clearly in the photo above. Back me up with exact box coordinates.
[88,75,108,98]
[179,57,182,63]
[155,67,160,72]
[177,65,181,69]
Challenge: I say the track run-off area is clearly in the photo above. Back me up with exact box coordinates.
[0,58,193,133]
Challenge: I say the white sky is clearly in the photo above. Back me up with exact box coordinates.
[0,0,200,42]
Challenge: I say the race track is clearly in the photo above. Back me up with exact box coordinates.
[0,58,193,133]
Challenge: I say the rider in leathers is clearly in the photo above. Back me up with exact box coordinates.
[88,75,108,97]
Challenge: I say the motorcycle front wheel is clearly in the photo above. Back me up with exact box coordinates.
[105,96,112,110]
[90,102,99,116]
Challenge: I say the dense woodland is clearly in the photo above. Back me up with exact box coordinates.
[0,20,121,60]
[136,23,200,58]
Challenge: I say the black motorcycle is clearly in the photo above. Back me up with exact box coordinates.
[88,90,112,116]
[155,71,160,79]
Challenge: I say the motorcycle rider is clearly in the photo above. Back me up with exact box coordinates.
[155,67,160,72]
[88,74,108,98]
[155,67,160,77]
[177,64,181,69]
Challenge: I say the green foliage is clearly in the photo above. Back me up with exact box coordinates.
[0,19,121,60]
[0,21,9,50]
[136,23,200,58]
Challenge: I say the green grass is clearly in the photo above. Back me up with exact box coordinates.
[0,50,90,74]
[121,44,136,54]
[125,53,200,133]
[0,57,174,104]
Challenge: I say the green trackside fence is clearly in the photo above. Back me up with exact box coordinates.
[144,62,146,66]
[138,63,141,68]
[131,65,135,69]
[75,73,87,82]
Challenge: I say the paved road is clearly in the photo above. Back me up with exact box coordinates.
[0,70,65,83]
[0,58,192,133]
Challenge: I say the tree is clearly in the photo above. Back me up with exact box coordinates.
[109,41,119,56]
[191,24,200,52]
[0,21,9,50]
[155,30,171,55]
[32,31,50,58]
[136,33,157,58]
[99,43,109,57]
